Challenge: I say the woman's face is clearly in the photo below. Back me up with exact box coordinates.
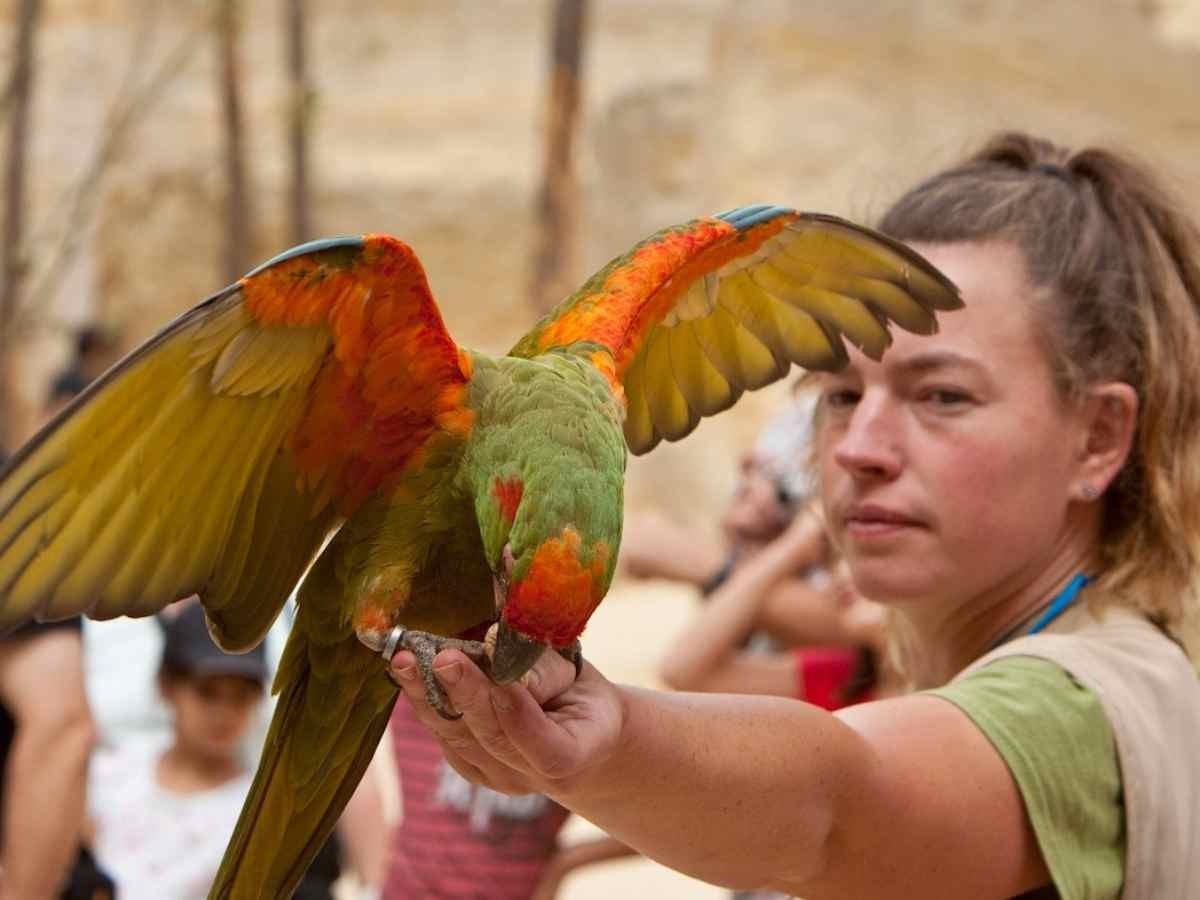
[817,240,1093,613]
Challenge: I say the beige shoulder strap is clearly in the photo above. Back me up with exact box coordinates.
[958,606,1200,900]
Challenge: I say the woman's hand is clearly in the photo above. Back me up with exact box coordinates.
[772,501,827,564]
[617,510,725,585]
[389,645,625,797]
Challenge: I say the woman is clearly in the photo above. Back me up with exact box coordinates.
[390,133,1200,899]
[657,505,893,707]
[619,384,818,601]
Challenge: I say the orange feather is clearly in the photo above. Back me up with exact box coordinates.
[525,214,791,380]
[491,478,525,524]
[504,528,610,645]
[244,234,474,515]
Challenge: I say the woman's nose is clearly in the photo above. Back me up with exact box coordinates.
[831,395,902,481]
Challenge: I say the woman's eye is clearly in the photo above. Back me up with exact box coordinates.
[922,388,971,406]
[824,389,860,409]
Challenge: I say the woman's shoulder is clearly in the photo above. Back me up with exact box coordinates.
[933,604,1200,900]
[975,603,1199,715]
[927,655,1125,899]
[929,654,1115,752]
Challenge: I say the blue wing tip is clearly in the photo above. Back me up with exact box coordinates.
[244,235,365,278]
[715,205,795,231]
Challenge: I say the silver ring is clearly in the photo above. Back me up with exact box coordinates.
[380,625,405,661]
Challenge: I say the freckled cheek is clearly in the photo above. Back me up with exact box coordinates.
[937,444,1061,561]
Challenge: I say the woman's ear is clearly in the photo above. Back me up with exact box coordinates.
[1075,382,1138,501]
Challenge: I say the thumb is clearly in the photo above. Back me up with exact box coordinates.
[518,648,580,706]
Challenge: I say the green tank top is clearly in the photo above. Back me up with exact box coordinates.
[928,656,1124,899]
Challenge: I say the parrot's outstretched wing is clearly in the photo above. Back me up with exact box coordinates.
[509,206,962,454]
[0,234,473,647]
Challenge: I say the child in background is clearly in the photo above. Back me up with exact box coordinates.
[87,603,266,900]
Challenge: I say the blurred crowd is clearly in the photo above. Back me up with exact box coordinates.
[0,333,889,900]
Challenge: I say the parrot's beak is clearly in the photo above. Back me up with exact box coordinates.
[488,544,545,683]
[490,617,545,684]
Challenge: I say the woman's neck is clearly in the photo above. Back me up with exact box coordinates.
[901,547,1096,687]
[156,742,243,794]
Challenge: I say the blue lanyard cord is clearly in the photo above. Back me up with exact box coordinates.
[1026,573,1092,636]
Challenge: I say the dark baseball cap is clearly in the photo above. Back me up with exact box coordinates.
[158,602,267,684]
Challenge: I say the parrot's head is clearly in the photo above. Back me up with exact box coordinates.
[476,463,623,684]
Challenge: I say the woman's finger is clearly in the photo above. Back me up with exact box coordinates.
[435,736,491,787]
[492,662,623,784]
[517,647,579,706]
[432,650,548,769]
[390,650,517,775]
[392,647,551,793]
[389,644,614,793]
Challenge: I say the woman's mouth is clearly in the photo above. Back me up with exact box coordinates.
[842,503,922,539]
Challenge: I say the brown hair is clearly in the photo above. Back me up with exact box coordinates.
[878,132,1200,662]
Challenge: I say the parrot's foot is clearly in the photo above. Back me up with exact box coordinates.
[399,629,491,721]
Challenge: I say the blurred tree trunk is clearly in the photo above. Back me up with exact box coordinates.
[21,5,207,321]
[0,0,42,451]
[218,0,253,281]
[285,0,313,244]
[529,0,588,314]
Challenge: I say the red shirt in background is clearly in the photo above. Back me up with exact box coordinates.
[795,646,875,710]
[384,701,570,900]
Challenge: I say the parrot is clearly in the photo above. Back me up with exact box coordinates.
[0,204,959,897]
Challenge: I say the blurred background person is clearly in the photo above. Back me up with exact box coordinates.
[86,597,384,900]
[386,694,637,899]
[620,385,818,600]
[86,603,268,900]
[625,384,879,685]
[658,513,897,707]
[0,353,116,900]
[0,616,98,900]
[384,696,575,899]
[620,384,837,648]
[42,327,117,422]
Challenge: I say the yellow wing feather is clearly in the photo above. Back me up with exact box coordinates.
[628,213,961,453]
[510,207,961,454]
[0,289,338,639]
[0,234,470,650]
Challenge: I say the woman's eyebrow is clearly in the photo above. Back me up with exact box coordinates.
[891,350,987,377]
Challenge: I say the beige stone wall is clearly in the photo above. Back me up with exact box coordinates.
[9,1,1200,505]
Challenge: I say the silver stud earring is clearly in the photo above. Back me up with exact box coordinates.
[1081,484,1100,501]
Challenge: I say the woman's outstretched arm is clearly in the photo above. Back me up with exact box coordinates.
[390,648,1048,899]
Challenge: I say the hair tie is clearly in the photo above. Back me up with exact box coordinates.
[1033,162,1071,180]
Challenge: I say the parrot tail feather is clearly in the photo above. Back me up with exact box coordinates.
[207,627,397,899]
